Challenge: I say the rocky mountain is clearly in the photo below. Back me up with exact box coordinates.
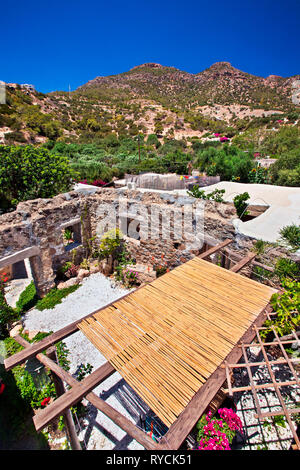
[0,62,299,145]
[77,61,300,110]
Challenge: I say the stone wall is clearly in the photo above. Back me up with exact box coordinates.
[124,173,221,190]
[0,187,245,296]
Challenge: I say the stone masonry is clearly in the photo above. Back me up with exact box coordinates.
[0,187,245,296]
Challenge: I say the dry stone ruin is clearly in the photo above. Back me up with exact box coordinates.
[0,186,250,297]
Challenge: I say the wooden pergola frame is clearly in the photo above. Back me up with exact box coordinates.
[4,239,273,450]
[224,310,300,450]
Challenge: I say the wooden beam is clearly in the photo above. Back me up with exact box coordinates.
[198,239,233,260]
[47,349,83,450]
[12,336,158,450]
[14,335,83,449]
[224,249,275,274]
[252,261,275,273]
[33,362,116,432]
[0,246,40,269]
[157,303,270,450]
[230,252,256,273]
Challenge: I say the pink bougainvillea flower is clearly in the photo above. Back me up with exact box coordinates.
[91,179,106,187]
[218,408,243,433]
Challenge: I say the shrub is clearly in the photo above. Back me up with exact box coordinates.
[279,224,300,252]
[11,364,56,409]
[97,228,123,259]
[0,145,78,210]
[233,192,250,219]
[121,268,139,287]
[154,265,168,277]
[187,186,225,202]
[274,258,300,280]
[260,279,300,340]
[248,165,270,184]
[269,148,300,187]
[252,239,268,255]
[194,145,254,182]
[3,334,56,410]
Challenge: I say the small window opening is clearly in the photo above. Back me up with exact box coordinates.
[62,223,82,251]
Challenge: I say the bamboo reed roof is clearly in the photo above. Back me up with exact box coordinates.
[79,258,277,427]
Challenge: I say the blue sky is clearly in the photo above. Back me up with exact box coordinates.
[1,0,299,93]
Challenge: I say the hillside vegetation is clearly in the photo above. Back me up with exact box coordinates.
[1,62,299,146]
[0,62,299,213]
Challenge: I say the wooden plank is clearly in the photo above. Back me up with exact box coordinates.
[230,252,256,273]
[197,239,233,259]
[0,246,40,269]
[252,261,274,273]
[47,349,82,450]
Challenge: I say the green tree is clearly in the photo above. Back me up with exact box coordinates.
[269,148,300,187]
[147,133,161,148]
[0,145,78,209]
[194,145,254,182]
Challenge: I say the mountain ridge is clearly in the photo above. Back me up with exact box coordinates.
[76,61,299,110]
[0,61,299,146]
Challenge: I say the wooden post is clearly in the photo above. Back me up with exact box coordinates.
[13,335,82,449]
[47,349,82,450]
[221,251,226,269]
[230,252,256,273]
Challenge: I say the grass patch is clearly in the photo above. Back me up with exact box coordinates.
[35,284,80,311]
[15,281,38,314]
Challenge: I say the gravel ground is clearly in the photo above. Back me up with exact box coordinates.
[5,278,31,308]
[22,273,300,450]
